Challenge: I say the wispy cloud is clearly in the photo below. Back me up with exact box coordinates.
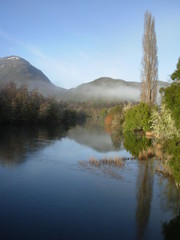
[0,28,24,46]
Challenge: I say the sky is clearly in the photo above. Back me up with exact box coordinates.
[0,0,180,89]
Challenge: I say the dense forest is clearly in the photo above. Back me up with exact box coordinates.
[0,82,85,126]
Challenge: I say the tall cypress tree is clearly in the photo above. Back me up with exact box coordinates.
[141,11,158,104]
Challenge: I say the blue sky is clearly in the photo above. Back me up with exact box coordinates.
[0,0,180,88]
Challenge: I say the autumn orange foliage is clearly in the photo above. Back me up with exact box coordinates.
[104,114,112,133]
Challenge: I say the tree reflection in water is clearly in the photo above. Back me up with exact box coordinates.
[135,159,154,239]
[121,131,155,238]
[0,126,67,167]
[110,129,123,150]
[163,212,180,240]
[158,175,180,239]
[123,131,154,160]
[159,176,180,216]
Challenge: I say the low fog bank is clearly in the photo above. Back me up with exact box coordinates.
[63,78,169,104]
[64,85,140,102]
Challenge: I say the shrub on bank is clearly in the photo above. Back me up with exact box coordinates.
[123,103,155,132]
[150,104,179,140]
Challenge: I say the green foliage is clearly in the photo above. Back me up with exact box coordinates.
[171,57,180,82]
[163,136,180,185]
[155,58,180,184]
[150,105,179,139]
[161,82,180,129]
[160,58,180,129]
[123,131,152,158]
[123,103,155,132]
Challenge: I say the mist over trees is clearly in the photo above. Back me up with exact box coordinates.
[141,11,158,104]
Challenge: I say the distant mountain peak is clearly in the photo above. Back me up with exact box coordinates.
[90,77,124,84]
[1,56,26,62]
[6,56,21,60]
[0,55,66,97]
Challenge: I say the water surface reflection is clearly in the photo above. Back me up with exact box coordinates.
[0,126,67,167]
[0,122,180,240]
[136,160,154,239]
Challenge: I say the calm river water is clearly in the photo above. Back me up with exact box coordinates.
[0,122,179,240]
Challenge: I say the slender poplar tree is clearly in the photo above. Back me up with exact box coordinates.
[141,11,158,104]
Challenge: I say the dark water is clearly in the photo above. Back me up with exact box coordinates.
[0,123,180,240]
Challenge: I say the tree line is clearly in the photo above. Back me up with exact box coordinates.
[0,82,83,126]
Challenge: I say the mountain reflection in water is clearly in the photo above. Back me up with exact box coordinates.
[67,123,123,152]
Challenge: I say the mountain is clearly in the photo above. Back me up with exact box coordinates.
[0,56,169,103]
[0,56,66,97]
[64,77,169,103]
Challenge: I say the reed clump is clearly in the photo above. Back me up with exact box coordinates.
[89,156,124,168]
[138,147,154,160]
